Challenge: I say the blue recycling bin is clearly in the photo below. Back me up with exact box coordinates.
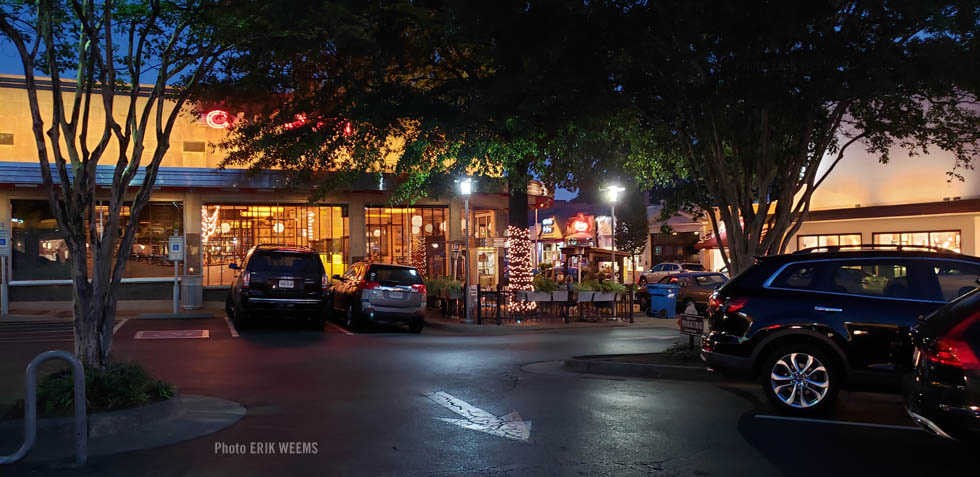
[647,283,679,318]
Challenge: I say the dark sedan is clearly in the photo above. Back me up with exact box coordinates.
[658,272,729,315]
[905,287,980,442]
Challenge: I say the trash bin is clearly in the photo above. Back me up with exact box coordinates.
[180,275,203,310]
[646,283,679,318]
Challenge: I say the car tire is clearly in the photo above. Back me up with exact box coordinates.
[345,305,359,331]
[760,343,841,415]
[232,306,251,330]
[408,319,424,334]
[225,295,234,319]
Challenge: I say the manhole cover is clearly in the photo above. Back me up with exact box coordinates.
[134,330,209,340]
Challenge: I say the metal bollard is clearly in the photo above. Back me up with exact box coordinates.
[0,350,87,465]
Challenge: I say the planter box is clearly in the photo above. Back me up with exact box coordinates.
[529,291,552,302]
[552,290,569,302]
[576,291,594,302]
[448,290,463,300]
[594,291,616,302]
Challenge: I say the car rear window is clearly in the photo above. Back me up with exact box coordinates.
[683,264,705,271]
[366,266,422,286]
[249,252,322,274]
[770,263,821,290]
[695,274,727,286]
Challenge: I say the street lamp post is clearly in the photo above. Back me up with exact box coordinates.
[604,184,625,320]
[460,177,473,324]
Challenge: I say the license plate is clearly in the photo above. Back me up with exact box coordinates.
[389,291,404,299]
[278,280,294,288]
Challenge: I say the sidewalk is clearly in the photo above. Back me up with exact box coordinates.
[423,308,679,333]
[0,300,224,322]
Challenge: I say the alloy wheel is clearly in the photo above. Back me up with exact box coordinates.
[769,352,830,409]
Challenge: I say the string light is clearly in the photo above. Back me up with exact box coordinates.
[202,205,220,243]
[412,235,427,277]
[506,225,536,312]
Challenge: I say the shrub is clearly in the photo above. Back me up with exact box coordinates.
[599,280,627,294]
[3,361,174,418]
[575,279,600,291]
[532,275,558,292]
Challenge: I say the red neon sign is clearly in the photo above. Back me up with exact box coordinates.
[205,109,231,129]
[571,214,591,233]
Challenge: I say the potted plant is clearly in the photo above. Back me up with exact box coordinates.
[594,279,624,302]
[574,279,598,302]
[531,275,556,302]
[552,280,570,302]
[444,277,464,300]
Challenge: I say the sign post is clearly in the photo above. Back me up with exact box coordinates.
[0,224,9,316]
[167,235,184,314]
[677,313,705,350]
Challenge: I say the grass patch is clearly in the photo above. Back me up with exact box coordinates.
[1,361,174,419]
[662,342,702,361]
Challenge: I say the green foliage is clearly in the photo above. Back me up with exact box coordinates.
[532,275,558,292]
[443,278,464,293]
[575,279,599,292]
[3,361,174,418]
[598,280,627,294]
[423,277,444,297]
[662,343,702,362]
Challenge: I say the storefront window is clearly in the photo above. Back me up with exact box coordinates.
[11,200,183,280]
[797,233,862,250]
[364,206,448,277]
[873,231,960,253]
[202,204,348,286]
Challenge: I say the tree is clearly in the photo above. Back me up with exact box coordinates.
[0,0,244,367]
[617,1,980,274]
[614,187,649,283]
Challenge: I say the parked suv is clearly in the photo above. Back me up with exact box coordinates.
[225,245,330,329]
[637,261,705,285]
[329,261,426,333]
[701,245,980,414]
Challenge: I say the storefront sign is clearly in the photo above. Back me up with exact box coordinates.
[542,217,555,234]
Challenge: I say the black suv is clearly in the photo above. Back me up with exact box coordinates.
[225,244,330,329]
[702,245,980,413]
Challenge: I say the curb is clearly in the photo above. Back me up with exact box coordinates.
[0,394,245,464]
[563,354,722,381]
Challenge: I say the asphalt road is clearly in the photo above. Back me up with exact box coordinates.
[2,315,974,476]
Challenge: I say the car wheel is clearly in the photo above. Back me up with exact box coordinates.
[345,305,359,331]
[225,295,234,319]
[232,306,250,330]
[761,344,840,414]
[408,319,424,334]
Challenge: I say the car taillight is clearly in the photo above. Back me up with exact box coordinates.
[727,296,749,313]
[923,312,980,369]
[708,296,722,314]
[412,283,426,295]
[322,274,330,291]
[242,272,250,289]
[358,280,381,290]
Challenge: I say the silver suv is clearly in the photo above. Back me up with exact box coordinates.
[637,261,705,285]
[328,262,427,332]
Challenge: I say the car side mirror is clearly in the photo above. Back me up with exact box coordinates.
[332,274,344,281]
[228,263,239,270]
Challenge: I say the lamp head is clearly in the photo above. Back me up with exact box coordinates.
[459,177,473,196]
[604,185,626,203]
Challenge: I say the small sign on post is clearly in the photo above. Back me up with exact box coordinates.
[167,236,184,261]
[677,313,706,351]
[0,227,10,257]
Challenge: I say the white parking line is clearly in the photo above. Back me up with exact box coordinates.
[113,319,128,335]
[616,334,683,340]
[754,414,923,431]
[223,316,240,338]
[324,320,354,335]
